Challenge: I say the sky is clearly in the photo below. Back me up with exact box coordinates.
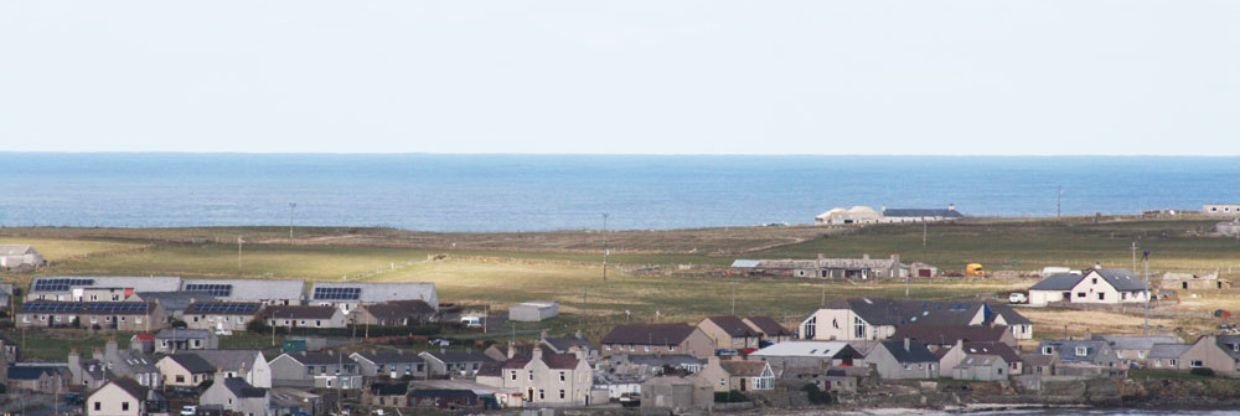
[1,1,1237,155]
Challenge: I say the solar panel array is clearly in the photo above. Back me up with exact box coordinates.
[184,283,233,297]
[21,302,149,314]
[186,302,261,315]
[313,287,361,300]
[32,278,96,292]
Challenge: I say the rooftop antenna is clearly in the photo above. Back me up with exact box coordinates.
[1143,250,1151,335]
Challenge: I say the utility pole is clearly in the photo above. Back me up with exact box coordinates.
[237,236,244,270]
[602,213,609,281]
[271,313,278,346]
[731,283,737,315]
[1143,250,1151,335]
[289,202,297,240]
[1057,185,1063,218]
[1131,241,1138,272]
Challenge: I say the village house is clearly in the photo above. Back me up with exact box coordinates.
[948,354,1009,381]
[730,254,910,279]
[1147,343,1191,369]
[1093,334,1182,367]
[0,283,14,312]
[475,345,594,406]
[354,300,437,327]
[698,357,775,392]
[98,340,161,389]
[749,341,862,372]
[6,364,68,394]
[188,350,273,388]
[640,375,714,413]
[880,205,965,223]
[542,334,600,364]
[1203,203,1240,217]
[936,341,1024,376]
[891,325,1017,350]
[268,350,362,389]
[743,316,796,344]
[600,324,716,359]
[85,378,153,416]
[1027,268,1150,306]
[365,382,410,409]
[184,302,264,332]
[157,353,216,387]
[1175,335,1240,376]
[1161,272,1229,291]
[697,316,762,350]
[865,339,940,380]
[182,278,306,305]
[67,349,109,390]
[799,298,1033,342]
[17,301,166,332]
[418,350,494,378]
[27,276,182,302]
[199,374,271,416]
[1038,339,1122,377]
[349,350,428,379]
[0,244,45,271]
[509,301,560,322]
[263,305,349,329]
[307,282,439,314]
[154,328,219,353]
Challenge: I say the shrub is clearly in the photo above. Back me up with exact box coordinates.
[1191,367,1216,377]
[801,383,833,405]
[714,390,749,403]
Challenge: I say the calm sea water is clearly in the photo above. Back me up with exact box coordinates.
[2,154,1238,232]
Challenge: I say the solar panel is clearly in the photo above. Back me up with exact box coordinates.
[186,302,260,315]
[20,301,150,314]
[32,278,96,292]
[185,283,233,297]
[313,287,361,300]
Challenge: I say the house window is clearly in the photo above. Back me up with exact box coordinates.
[1170,359,1178,366]
[1098,293,1105,301]
[539,389,545,400]
[122,401,130,411]
[854,317,865,339]
[1042,346,1054,355]
[511,371,518,381]
[176,375,185,383]
[560,371,566,382]
[307,367,314,375]
[1075,346,1089,357]
[804,317,817,339]
[94,402,101,411]
[1077,292,1086,298]
[559,389,566,399]
[316,320,322,327]
[529,372,534,381]
[1092,278,1098,285]
[1192,360,1204,368]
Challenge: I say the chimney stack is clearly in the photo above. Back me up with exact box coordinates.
[507,340,516,359]
[532,345,543,362]
[903,338,911,352]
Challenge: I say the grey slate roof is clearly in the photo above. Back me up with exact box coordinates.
[1094,268,1149,291]
[826,298,1028,328]
[1149,343,1191,359]
[132,291,218,311]
[352,350,425,364]
[263,305,337,320]
[879,340,938,363]
[222,377,267,398]
[7,365,64,380]
[1030,273,1084,291]
[281,351,350,365]
[704,316,759,337]
[420,350,493,364]
[192,350,262,373]
[602,324,698,346]
[182,278,306,302]
[543,336,596,353]
[1094,335,1181,351]
[168,353,216,373]
[625,354,705,368]
[1038,339,1112,364]
[988,304,1033,325]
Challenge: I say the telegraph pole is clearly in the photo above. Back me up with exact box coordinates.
[1057,185,1063,218]
[1143,250,1151,335]
[237,236,244,270]
[602,213,609,281]
[1131,242,1137,272]
[288,202,297,240]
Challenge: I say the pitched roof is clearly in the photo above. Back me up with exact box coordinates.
[1038,339,1112,364]
[192,350,261,372]
[751,341,858,358]
[222,377,267,398]
[1030,273,1084,291]
[958,354,1006,368]
[352,350,425,364]
[703,316,759,338]
[0,244,34,256]
[132,291,218,311]
[826,298,985,327]
[955,342,1022,364]
[493,350,580,372]
[719,360,769,377]
[182,278,306,302]
[1149,343,1192,359]
[263,305,337,320]
[1092,268,1149,291]
[105,377,148,400]
[988,304,1033,325]
[6,365,62,380]
[362,300,435,321]
[156,328,213,341]
[879,340,938,363]
[420,350,492,364]
[29,276,182,294]
[542,336,595,353]
[184,302,263,316]
[883,208,964,218]
[744,316,794,337]
[168,354,216,373]
[1094,335,1182,351]
[602,324,698,346]
[370,382,409,396]
[891,325,1009,346]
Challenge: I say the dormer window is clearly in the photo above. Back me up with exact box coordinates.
[1075,346,1089,357]
[1042,346,1054,355]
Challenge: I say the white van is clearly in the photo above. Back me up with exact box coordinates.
[460,316,483,328]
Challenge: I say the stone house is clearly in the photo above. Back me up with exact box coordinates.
[268,351,362,389]
[263,305,349,329]
[154,328,219,353]
[181,278,305,305]
[542,334,600,364]
[307,282,439,314]
[97,340,161,389]
[1037,339,1123,377]
[28,276,182,302]
[742,316,796,344]
[936,340,1023,375]
[1093,335,1182,367]
[600,324,717,359]
[6,364,68,394]
[948,354,1009,381]
[730,254,909,279]
[475,346,594,406]
[1147,343,1191,369]
[864,339,940,380]
[85,378,150,416]
[640,375,714,413]
[698,357,775,392]
[349,350,428,379]
[697,316,762,350]
[199,374,271,416]
[1175,335,1240,376]
[183,302,264,332]
[891,325,1017,350]
[67,349,109,390]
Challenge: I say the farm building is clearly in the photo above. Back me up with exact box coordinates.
[815,206,882,225]
[730,254,913,279]
[508,301,560,322]
[814,204,965,225]
[1203,204,1240,217]
[0,245,45,270]
[1028,268,1149,306]
[1161,272,1229,291]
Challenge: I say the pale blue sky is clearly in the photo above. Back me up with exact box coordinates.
[1,1,1237,155]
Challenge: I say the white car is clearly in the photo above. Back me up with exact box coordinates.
[180,405,197,416]
[1008,292,1028,304]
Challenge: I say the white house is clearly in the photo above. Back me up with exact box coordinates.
[0,245,45,270]
[1028,268,1149,307]
[799,298,1033,341]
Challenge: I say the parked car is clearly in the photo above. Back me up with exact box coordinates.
[1008,292,1028,304]
[180,405,198,416]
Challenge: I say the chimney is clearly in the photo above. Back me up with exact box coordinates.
[92,347,103,361]
[954,339,964,352]
[213,371,227,384]
[817,253,824,261]
[890,254,900,264]
[507,340,516,359]
[532,345,543,362]
[903,338,911,352]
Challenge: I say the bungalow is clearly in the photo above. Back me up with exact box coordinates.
[600,324,717,359]
[699,358,775,392]
[199,374,271,416]
[85,378,153,416]
[349,350,428,379]
[948,354,1009,381]
[1037,339,1122,377]
[1028,268,1150,306]
[0,244,45,270]
[1147,343,1191,369]
[890,325,1017,350]
[743,316,796,344]
[67,349,109,390]
[156,354,216,387]
[17,301,166,332]
[799,298,1033,341]
[697,316,762,350]
[307,282,439,314]
[6,364,68,394]
[268,351,362,389]
[98,340,161,388]
[354,300,437,327]
[936,341,1024,376]
[475,346,594,406]
[182,278,305,305]
[183,302,264,333]
[864,339,940,380]
[365,382,410,409]
[1175,335,1240,376]
[28,276,181,302]
[418,350,493,378]
[263,305,349,329]
[154,328,219,353]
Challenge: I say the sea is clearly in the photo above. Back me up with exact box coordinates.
[2,153,1239,232]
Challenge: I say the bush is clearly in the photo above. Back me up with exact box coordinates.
[801,383,833,405]
[1191,367,1216,377]
[714,390,749,403]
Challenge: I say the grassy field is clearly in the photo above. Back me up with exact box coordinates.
[2,217,1238,344]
